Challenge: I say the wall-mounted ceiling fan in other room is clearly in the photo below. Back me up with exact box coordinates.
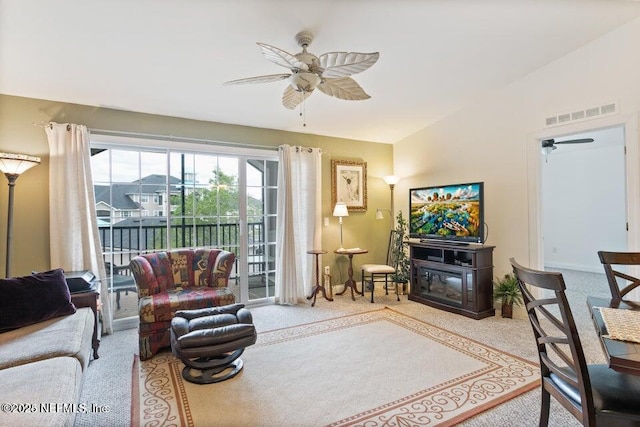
[224,30,379,124]
[541,137,594,162]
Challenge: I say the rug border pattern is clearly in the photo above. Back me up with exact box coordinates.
[133,307,539,427]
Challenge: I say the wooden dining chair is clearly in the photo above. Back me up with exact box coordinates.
[509,258,640,426]
[598,251,640,303]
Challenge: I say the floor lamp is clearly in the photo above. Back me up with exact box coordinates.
[0,152,41,278]
[333,202,349,250]
[383,175,399,221]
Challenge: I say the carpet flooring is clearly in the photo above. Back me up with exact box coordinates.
[75,268,611,426]
[131,308,539,427]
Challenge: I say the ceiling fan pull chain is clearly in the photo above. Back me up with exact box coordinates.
[300,92,307,127]
[299,94,303,119]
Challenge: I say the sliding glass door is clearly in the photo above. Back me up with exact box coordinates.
[90,138,277,328]
[245,158,278,300]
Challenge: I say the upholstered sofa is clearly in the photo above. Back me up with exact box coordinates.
[0,269,95,427]
[130,248,236,360]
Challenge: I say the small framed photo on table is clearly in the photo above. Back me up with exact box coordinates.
[331,160,367,212]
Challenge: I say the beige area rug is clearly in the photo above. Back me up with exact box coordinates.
[132,308,539,427]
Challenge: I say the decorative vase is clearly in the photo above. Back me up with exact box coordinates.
[501,301,513,318]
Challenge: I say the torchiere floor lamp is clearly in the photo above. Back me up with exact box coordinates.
[383,175,399,219]
[0,152,41,277]
[375,175,400,230]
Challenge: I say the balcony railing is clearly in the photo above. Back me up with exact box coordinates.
[98,221,265,265]
[99,221,275,318]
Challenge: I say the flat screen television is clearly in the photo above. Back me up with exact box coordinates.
[409,182,484,244]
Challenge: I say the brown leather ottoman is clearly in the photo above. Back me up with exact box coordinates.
[170,304,257,384]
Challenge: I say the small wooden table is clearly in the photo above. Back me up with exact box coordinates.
[307,249,332,307]
[71,289,101,359]
[334,248,368,301]
[587,296,640,375]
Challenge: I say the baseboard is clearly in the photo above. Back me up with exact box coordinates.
[113,316,138,332]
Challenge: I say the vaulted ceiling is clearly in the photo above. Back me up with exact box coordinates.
[2,1,640,143]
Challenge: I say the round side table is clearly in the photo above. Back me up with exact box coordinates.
[306,249,333,307]
[334,248,368,301]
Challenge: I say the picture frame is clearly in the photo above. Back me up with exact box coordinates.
[331,160,367,212]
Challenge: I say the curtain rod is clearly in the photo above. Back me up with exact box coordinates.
[32,121,72,131]
[279,145,324,154]
[32,121,52,129]
[88,128,278,151]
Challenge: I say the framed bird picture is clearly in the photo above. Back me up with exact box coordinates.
[331,160,367,212]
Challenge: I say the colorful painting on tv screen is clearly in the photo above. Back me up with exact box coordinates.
[410,182,483,241]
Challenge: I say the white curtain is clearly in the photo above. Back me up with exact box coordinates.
[46,123,112,334]
[275,145,322,304]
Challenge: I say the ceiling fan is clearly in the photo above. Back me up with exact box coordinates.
[541,137,594,161]
[224,31,379,112]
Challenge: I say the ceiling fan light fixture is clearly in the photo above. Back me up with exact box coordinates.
[225,31,379,113]
[541,145,556,156]
[288,72,320,92]
[541,145,557,162]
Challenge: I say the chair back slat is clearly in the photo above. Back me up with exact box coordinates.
[598,251,640,301]
[386,230,401,267]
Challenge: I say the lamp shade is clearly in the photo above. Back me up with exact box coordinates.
[332,202,349,217]
[0,153,41,176]
[383,175,399,186]
[376,209,391,219]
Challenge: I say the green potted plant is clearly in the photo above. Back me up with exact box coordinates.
[493,273,523,318]
[392,211,411,293]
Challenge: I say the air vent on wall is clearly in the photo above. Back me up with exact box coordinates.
[544,101,618,127]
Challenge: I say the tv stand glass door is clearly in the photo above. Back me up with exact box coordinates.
[416,266,472,309]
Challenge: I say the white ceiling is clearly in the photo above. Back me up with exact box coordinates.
[2,1,640,144]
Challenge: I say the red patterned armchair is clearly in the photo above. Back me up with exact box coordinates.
[129,248,236,360]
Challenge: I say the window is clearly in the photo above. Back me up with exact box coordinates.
[90,136,278,325]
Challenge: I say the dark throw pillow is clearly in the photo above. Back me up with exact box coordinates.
[0,268,77,333]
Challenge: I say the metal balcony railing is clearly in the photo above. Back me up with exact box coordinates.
[98,221,265,263]
[98,221,273,287]
[99,221,275,317]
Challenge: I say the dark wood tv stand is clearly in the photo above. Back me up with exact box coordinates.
[408,240,495,319]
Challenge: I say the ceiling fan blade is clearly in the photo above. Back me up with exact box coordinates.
[224,74,291,85]
[282,85,313,110]
[257,43,307,71]
[319,52,379,78]
[554,138,595,144]
[318,77,371,100]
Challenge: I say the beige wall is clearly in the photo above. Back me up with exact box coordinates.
[394,16,640,279]
[9,15,638,284]
[0,94,393,279]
